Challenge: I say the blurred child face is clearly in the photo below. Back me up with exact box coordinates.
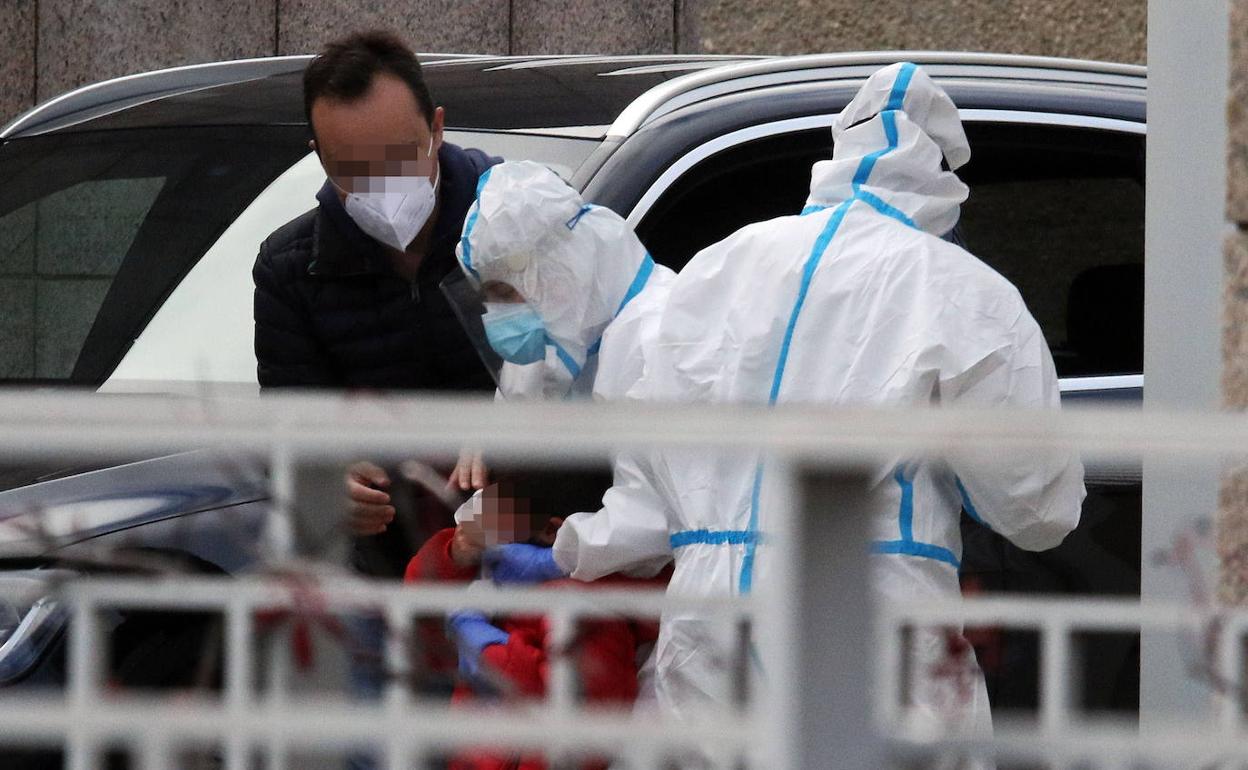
[456,481,561,552]
[477,480,532,546]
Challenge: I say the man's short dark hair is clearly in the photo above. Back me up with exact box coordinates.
[303,30,436,134]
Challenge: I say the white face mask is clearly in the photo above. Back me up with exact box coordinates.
[340,137,439,251]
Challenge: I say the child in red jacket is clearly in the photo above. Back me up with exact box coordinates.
[404,491,666,770]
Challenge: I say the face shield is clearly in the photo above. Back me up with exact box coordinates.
[440,270,583,400]
[440,269,507,385]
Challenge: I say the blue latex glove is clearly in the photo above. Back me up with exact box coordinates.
[447,611,510,691]
[482,543,568,585]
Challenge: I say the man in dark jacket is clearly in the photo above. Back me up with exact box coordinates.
[253,30,499,574]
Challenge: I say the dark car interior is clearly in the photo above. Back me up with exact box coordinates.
[636,122,1146,380]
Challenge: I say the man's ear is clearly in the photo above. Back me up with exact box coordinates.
[431,106,446,146]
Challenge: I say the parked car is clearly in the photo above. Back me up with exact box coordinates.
[0,52,1145,715]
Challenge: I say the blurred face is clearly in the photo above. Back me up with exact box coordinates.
[457,481,558,548]
[309,72,445,199]
[480,481,532,545]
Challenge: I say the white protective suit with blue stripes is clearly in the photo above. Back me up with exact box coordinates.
[598,63,1085,739]
[455,161,679,584]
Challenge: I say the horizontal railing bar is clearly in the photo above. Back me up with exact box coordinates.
[888,723,1248,763]
[0,390,1242,461]
[51,578,1234,632]
[55,575,750,618]
[61,579,1226,632]
[881,595,1217,630]
[0,697,757,752]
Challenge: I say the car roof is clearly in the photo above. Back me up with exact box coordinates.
[2,51,1145,141]
[0,54,761,138]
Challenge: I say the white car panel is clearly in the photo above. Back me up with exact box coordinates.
[102,152,323,393]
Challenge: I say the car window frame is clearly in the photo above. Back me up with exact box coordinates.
[622,109,1148,399]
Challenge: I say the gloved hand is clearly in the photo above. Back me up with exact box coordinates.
[447,610,510,691]
[482,543,568,585]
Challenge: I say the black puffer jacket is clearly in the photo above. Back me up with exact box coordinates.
[253,143,500,392]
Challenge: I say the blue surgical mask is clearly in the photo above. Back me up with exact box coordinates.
[483,302,547,364]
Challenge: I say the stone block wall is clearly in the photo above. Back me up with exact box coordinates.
[0,0,1147,128]
[0,1,36,132]
[36,0,276,103]
[680,0,1146,62]
[276,0,510,57]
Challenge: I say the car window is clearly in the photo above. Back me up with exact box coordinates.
[0,127,309,386]
[957,124,1145,378]
[0,177,165,379]
[444,129,600,181]
[634,121,1145,378]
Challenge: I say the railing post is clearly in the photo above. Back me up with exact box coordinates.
[791,465,880,769]
[66,589,103,770]
[266,443,296,562]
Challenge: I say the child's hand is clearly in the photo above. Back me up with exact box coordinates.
[451,522,486,567]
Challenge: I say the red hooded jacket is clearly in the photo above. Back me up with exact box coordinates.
[404,528,666,770]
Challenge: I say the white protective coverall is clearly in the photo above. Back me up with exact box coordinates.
[560,63,1088,740]
[455,160,677,578]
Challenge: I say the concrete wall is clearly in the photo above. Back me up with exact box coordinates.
[0,0,1147,128]
[1221,0,1248,603]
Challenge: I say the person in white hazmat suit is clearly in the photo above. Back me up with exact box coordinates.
[484,62,1086,753]
[445,158,676,580]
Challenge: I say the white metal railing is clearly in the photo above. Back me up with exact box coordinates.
[0,390,1245,769]
[880,595,1248,767]
[34,578,755,769]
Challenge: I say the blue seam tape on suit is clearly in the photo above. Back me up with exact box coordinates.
[739,460,767,593]
[587,254,655,358]
[458,167,495,279]
[871,539,960,568]
[616,255,655,316]
[670,529,763,548]
[552,343,581,378]
[876,463,959,567]
[857,189,918,229]
[566,204,594,230]
[739,63,923,593]
[956,476,989,528]
[895,465,915,541]
[886,63,916,110]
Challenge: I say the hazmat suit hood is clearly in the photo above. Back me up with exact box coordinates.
[806,62,971,237]
[455,160,657,399]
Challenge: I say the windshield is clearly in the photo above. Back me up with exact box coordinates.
[0,127,309,386]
